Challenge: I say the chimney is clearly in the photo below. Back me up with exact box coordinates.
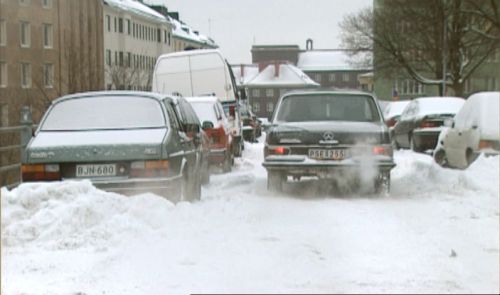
[240,64,245,78]
[274,61,280,77]
[258,62,269,72]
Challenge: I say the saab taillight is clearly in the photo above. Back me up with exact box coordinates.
[130,160,169,177]
[478,140,498,150]
[22,164,61,181]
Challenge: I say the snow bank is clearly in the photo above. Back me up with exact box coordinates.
[1,181,174,250]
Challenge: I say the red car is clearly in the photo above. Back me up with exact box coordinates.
[186,96,234,172]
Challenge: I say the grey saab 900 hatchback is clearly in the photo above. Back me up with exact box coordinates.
[22,91,201,202]
[263,90,396,194]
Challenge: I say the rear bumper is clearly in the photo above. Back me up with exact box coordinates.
[84,175,182,198]
[208,148,227,164]
[263,155,395,178]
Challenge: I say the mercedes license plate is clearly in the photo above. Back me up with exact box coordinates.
[76,164,116,177]
[308,149,346,160]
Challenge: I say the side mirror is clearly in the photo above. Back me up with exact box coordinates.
[229,105,236,118]
[202,121,214,130]
[444,118,454,128]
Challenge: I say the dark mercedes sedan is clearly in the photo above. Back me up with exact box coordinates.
[262,90,396,194]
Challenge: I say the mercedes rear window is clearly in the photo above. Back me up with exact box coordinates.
[275,94,381,123]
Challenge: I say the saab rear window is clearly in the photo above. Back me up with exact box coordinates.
[42,96,166,131]
[275,94,381,123]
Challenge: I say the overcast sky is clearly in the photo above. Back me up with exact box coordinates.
[151,0,372,64]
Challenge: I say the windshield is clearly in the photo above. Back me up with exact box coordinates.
[41,96,166,131]
[275,94,381,123]
[190,102,218,124]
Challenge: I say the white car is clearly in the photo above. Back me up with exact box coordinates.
[434,91,500,169]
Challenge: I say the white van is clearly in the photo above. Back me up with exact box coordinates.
[152,49,243,156]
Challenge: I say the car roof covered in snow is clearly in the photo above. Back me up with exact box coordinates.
[50,91,171,105]
[384,100,411,119]
[411,96,465,116]
[185,96,221,104]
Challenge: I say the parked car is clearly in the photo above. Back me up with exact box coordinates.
[171,95,211,184]
[383,100,411,147]
[186,96,234,172]
[240,102,261,142]
[21,91,202,201]
[433,91,500,169]
[152,49,244,158]
[392,96,464,152]
[262,90,396,194]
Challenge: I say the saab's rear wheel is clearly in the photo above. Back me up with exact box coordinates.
[182,168,201,202]
[222,151,232,173]
[466,149,478,167]
[268,171,285,192]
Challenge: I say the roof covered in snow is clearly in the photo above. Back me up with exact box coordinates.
[297,50,371,72]
[103,0,168,23]
[246,63,320,88]
[169,18,217,48]
[231,64,260,86]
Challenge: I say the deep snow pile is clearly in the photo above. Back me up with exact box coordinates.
[1,141,499,294]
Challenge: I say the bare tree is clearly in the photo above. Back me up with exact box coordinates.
[340,0,500,96]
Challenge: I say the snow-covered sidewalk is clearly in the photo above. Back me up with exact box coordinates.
[2,141,499,294]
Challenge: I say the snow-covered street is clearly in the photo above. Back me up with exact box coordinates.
[2,139,499,294]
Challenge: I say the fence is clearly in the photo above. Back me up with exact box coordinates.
[0,106,35,189]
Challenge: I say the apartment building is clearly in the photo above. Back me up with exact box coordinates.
[103,0,173,91]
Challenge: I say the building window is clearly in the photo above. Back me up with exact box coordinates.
[265,88,274,97]
[167,32,171,45]
[0,104,8,127]
[43,23,53,48]
[20,21,30,47]
[328,73,335,82]
[315,74,322,83]
[342,73,349,82]
[20,62,31,88]
[253,102,260,112]
[252,88,260,97]
[106,15,111,32]
[106,49,111,66]
[486,77,499,90]
[0,19,6,46]
[397,79,424,95]
[0,62,7,87]
[119,51,123,66]
[267,102,274,113]
[118,18,123,33]
[43,63,53,88]
[127,52,131,67]
[127,19,131,35]
[114,51,117,66]
[42,0,52,8]
[157,28,161,43]
[114,17,116,32]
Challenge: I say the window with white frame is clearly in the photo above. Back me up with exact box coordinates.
[315,73,322,83]
[267,102,274,113]
[0,62,7,87]
[20,62,31,88]
[397,78,424,95]
[253,102,260,112]
[43,63,53,88]
[342,73,350,82]
[328,73,335,82]
[43,23,53,48]
[252,88,260,97]
[106,15,111,32]
[20,21,30,47]
[0,19,6,46]
[42,0,52,8]
[265,88,274,97]
[486,77,499,90]
[106,49,111,66]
